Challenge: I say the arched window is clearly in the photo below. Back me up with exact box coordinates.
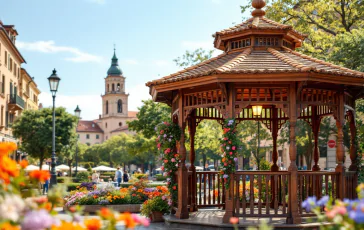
[107,84,109,92]
[119,122,122,127]
[117,99,122,113]
[106,100,109,114]
[105,123,108,128]
[112,84,115,92]
[117,83,120,92]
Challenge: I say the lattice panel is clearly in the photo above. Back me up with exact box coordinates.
[235,87,288,102]
[195,107,224,120]
[184,89,226,108]
[299,88,338,104]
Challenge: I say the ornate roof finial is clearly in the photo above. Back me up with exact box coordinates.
[252,0,266,17]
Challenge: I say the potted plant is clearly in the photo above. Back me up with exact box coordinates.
[141,196,170,222]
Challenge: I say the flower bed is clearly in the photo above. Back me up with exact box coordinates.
[64,179,170,214]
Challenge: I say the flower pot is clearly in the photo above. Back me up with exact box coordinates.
[150,211,164,222]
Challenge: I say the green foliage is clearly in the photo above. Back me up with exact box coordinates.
[12,107,77,166]
[75,171,89,182]
[140,196,170,217]
[99,161,109,167]
[66,183,81,192]
[173,48,214,68]
[155,174,167,181]
[259,160,271,171]
[133,173,148,180]
[127,100,171,139]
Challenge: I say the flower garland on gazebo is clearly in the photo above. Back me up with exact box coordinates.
[220,118,239,189]
[155,121,181,203]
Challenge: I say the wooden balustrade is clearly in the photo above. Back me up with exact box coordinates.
[233,171,290,217]
[297,171,339,216]
[344,171,357,199]
[195,171,225,208]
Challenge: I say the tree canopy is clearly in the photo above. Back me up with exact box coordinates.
[12,107,77,168]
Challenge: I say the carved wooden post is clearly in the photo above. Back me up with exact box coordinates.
[335,92,346,200]
[287,83,301,224]
[312,106,321,171]
[176,90,189,219]
[223,83,236,223]
[188,113,197,212]
[348,111,358,172]
[271,107,279,171]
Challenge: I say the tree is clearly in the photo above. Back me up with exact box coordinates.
[12,107,77,169]
[58,142,88,176]
[173,48,214,68]
[241,0,364,59]
[127,133,156,172]
[127,100,171,139]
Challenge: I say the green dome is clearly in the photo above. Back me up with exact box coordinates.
[107,49,122,76]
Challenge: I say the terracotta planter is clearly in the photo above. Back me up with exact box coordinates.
[150,211,164,222]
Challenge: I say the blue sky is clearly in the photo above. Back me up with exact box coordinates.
[1,0,249,119]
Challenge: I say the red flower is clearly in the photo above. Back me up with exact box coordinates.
[160,130,164,134]
[172,186,176,190]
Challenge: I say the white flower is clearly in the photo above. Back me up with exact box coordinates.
[0,194,26,222]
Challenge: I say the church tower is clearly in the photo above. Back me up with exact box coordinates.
[100,48,130,140]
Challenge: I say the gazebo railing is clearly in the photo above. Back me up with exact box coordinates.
[195,171,225,208]
[233,171,290,217]
[344,171,357,199]
[297,171,339,216]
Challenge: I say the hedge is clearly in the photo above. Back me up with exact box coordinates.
[66,183,81,191]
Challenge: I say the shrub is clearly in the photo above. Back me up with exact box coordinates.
[155,174,166,181]
[76,171,89,182]
[66,183,81,191]
[140,196,170,217]
[99,161,109,166]
[57,177,65,183]
[133,173,148,180]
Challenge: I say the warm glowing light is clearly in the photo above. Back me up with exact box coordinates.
[252,105,263,117]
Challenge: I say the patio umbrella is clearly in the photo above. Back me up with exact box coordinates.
[56,164,70,171]
[92,166,116,171]
[24,165,39,171]
[40,165,51,170]
[71,166,87,172]
[195,166,203,171]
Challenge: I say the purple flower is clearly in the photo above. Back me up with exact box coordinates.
[317,196,329,207]
[223,174,229,179]
[144,188,156,193]
[234,157,238,162]
[21,210,57,230]
[301,196,317,212]
[99,200,110,205]
[163,134,167,138]
[349,202,364,223]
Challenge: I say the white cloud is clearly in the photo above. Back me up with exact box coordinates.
[38,84,151,120]
[181,41,214,50]
[17,40,103,63]
[86,0,105,4]
[153,60,171,67]
[122,59,139,65]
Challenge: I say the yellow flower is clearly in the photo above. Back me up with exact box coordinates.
[1,222,20,230]
[51,221,85,230]
[84,218,101,230]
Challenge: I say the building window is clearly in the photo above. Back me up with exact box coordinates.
[106,100,109,114]
[107,84,109,92]
[112,84,115,92]
[4,51,7,67]
[231,38,251,50]
[86,134,90,139]
[92,124,95,128]
[254,37,279,47]
[1,75,4,94]
[96,134,99,139]
[119,122,122,127]
[105,123,107,128]
[117,99,122,113]
[117,83,120,92]
[0,106,3,127]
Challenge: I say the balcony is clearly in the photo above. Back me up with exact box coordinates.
[8,94,25,111]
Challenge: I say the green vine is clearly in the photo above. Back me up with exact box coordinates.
[220,118,239,189]
[155,121,181,203]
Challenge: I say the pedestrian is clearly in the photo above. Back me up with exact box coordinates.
[91,170,99,184]
[203,163,212,188]
[123,170,129,183]
[43,178,49,195]
[114,167,123,187]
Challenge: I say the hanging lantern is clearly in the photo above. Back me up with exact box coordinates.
[252,105,263,117]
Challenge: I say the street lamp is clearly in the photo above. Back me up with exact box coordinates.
[48,69,61,188]
[74,105,81,176]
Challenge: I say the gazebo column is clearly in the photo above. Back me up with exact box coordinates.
[176,91,189,219]
[348,111,358,172]
[287,83,301,224]
[188,113,197,212]
[223,83,236,223]
[335,93,346,200]
[271,107,279,171]
[312,106,321,171]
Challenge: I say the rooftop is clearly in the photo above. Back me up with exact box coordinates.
[77,120,104,133]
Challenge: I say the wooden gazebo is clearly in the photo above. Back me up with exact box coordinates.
[146,0,364,224]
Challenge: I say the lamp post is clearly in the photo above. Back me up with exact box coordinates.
[252,105,263,169]
[74,105,81,176]
[48,69,61,188]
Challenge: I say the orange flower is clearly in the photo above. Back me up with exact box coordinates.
[19,159,28,169]
[29,170,50,182]
[84,218,101,230]
[1,222,20,230]
[0,142,17,156]
[51,221,85,230]
[0,156,19,184]
[43,202,53,211]
[229,217,239,224]
[99,208,114,219]
[119,213,136,229]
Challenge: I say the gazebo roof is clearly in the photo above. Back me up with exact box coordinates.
[146,47,364,87]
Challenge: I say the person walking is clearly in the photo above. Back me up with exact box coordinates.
[43,178,49,195]
[114,167,123,187]
[123,170,129,183]
[91,170,99,184]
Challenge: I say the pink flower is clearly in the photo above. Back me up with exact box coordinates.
[162,196,166,200]
[171,158,176,162]
[157,143,161,149]
[232,146,236,150]
[164,160,168,163]
[160,130,164,134]
[164,148,171,154]
[161,166,164,171]
[224,163,227,166]
[229,152,233,155]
